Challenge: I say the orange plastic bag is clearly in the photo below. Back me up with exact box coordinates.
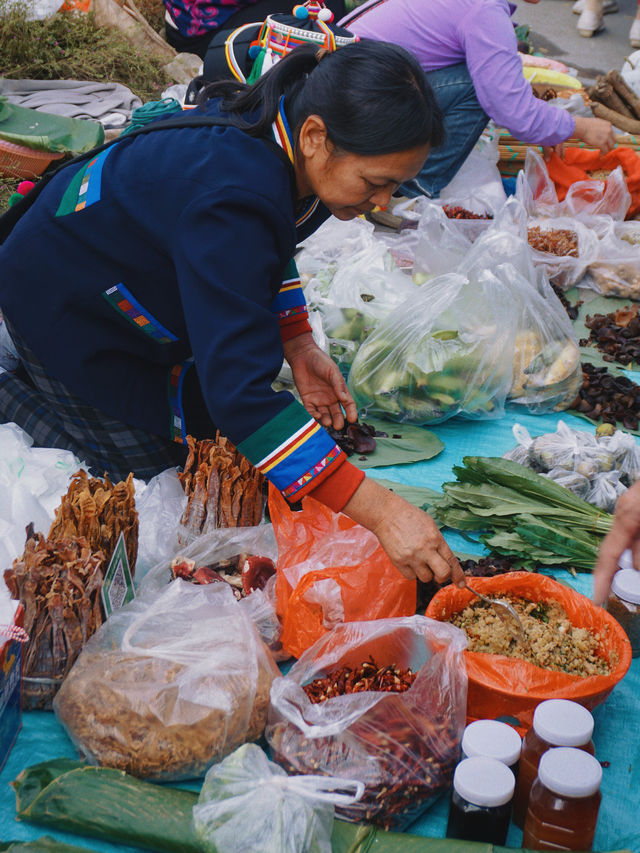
[546,147,640,218]
[425,572,631,732]
[269,485,416,659]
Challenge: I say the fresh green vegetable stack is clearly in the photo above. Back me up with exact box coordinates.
[435,457,613,571]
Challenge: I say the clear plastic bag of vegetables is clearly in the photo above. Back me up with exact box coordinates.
[348,268,519,424]
[463,217,582,412]
[348,219,581,424]
[300,220,417,372]
[192,743,364,853]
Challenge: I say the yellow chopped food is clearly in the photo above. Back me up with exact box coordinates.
[448,596,614,676]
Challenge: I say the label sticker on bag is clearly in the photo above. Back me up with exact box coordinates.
[101,531,135,618]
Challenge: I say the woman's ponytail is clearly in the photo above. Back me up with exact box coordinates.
[200,39,444,156]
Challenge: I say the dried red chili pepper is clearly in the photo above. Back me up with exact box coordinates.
[302,657,417,704]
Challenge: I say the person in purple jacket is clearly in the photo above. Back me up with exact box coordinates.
[341,0,616,198]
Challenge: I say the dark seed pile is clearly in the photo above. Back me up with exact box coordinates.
[571,362,640,431]
[580,304,640,367]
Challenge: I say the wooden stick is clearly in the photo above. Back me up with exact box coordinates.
[589,77,634,119]
[606,70,640,121]
[591,101,640,134]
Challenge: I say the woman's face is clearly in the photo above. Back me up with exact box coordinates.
[295,115,430,221]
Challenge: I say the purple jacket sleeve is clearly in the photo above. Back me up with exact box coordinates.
[458,3,575,145]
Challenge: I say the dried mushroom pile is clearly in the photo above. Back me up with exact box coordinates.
[581,303,640,367]
[572,363,640,431]
[5,470,139,709]
[4,526,105,710]
[178,434,265,538]
[48,470,138,572]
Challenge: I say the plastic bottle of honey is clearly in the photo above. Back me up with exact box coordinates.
[512,699,595,828]
[606,554,640,658]
[461,719,522,776]
[522,747,602,850]
[446,756,515,844]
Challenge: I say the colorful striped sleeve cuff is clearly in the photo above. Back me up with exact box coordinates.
[237,401,351,504]
[272,258,311,342]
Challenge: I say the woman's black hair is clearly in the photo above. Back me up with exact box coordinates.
[199,39,444,156]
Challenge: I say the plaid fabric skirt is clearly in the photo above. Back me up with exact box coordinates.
[0,320,187,482]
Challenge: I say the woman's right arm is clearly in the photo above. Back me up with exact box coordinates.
[342,476,465,586]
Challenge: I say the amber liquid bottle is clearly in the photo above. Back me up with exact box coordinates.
[512,699,595,828]
[522,747,602,851]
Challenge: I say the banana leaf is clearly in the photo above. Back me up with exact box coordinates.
[352,417,444,470]
[0,840,101,852]
[12,760,632,853]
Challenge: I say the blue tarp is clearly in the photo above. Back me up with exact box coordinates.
[1,402,639,852]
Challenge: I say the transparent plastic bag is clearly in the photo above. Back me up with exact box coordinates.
[438,130,507,224]
[586,470,627,512]
[54,580,278,781]
[193,743,363,853]
[302,227,417,371]
[544,467,591,500]
[584,218,640,298]
[597,428,640,485]
[134,467,187,583]
[413,203,474,277]
[517,148,631,221]
[464,222,583,412]
[266,616,467,831]
[348,269,518,424]
[137,523,283,655]
[526,215,600,290]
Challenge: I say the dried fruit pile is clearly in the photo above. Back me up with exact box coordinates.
[4,525,105,709]
[528,226,578,257]
[443,204,492,220]
[580,303,640,366]
[170,553,275,600]
[178,433,265,538]
[48,469,138,573]
[571,362,640,430]
[302,658,417,704]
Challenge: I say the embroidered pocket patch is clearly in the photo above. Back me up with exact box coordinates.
[103,284,178,343]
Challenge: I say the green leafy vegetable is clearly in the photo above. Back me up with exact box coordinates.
[434,457,613,572]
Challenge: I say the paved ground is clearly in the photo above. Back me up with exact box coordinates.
[517,0,639,83]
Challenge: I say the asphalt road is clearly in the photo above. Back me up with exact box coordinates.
[517,0,639,82]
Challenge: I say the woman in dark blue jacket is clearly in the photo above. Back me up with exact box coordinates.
[0,41,464,588]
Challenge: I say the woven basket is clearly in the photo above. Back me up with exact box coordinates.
[0,138,64,180]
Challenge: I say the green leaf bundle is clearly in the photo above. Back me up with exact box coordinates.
[435,457,613,571]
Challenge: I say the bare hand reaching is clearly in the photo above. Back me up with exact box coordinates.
[342,476,465,585]
[593,480,640,605]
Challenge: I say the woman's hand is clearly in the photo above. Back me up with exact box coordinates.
[573,116,616,154]
[342,476,465,585]
[284,332,357,430]
[593,480,640,605]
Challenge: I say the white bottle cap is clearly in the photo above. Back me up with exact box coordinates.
[462,719,522,767]
[453,757,515,808]
[611,568,640,605]
[618,549,635,571]
[532,699,594,747]
[538,747,602,798]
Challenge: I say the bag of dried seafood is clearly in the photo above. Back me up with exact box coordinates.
[266,616,467,831]
[193,743,364,853]
[54,580,278,781]
[137,523,283,656]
